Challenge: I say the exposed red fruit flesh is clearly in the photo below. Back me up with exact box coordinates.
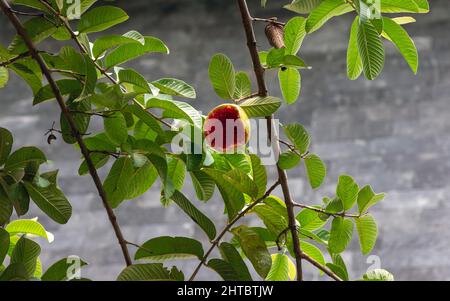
[204,104,250,152]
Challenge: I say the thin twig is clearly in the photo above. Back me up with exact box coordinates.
[252,17,285,26]
[237,0,304,281]
[188,180,281,281]
[293,202,364,218]
[279,139,309,159]
[300,252,343,281]
[0,0,133,267]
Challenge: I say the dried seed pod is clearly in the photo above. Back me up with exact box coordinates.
[265,22,285,49]
[47,133,57,145]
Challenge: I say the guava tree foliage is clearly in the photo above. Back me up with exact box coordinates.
[0,0,428,281]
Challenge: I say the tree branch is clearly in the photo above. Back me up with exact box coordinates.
[0,0,132,267]
[37,0,172,129]
[188,180,281,281]
[237,0,304,281]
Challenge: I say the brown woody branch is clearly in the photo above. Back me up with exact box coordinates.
[0,0,132,266]
[237,0,304,281]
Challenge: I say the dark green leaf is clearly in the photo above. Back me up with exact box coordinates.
[231,225,272,279]
[135,236,204,261]
[170,190,216,240]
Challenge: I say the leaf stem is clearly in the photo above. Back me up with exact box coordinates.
[293,202,364,218]
[0,0,132,267]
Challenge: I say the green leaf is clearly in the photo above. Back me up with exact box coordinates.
[134,236,204,261]
[208,54,236,100]
[284,17,307,55]
[218,242,252,281]
[278,68,301,105]
[23,181,72,224]
[239,96,281,117]
[231,225,272,278]
[9,58,42,94]
[301,241,326,274]
[152,78,196,99]
[207,259,241,281]
[12,0,53,13]
[4,147,46,172]
[104,112,128,145]
[126,155,158,200]
[326,262,348,280]
[284,0,323,14]
[266,48,285,68]
[253,200,288,239]
[41,257,88,281]
[126,104,165,136]
[103,157,134,208]
[381,0,419,13]
[336,175,359,211]
[0,185,13,225]
[104,36,169,69]
[190,171,215,202]
[78,6,129,33]
[117,263,180,281]
[0,67,8,88]
[223,169,259,199]
[249,154,267,198]
[5,219,51,242]
[146,98,202,128]
[304,153,326,189]
[362,269,394,281]
[296,208,328,231]
[233,71,252,100]
[329,217,354,254]
[412,0,429,13]
[78,153,109,176]
[92,31,145,59]
[357,20,385,80]
[355,214,378,255]
[8,17,57,54]
[331,253,349,280]
[283,55,309,69]
[266,254,290,281]
[278,151,301,170]
[0,228,9,265]
[0,263,28,281]
[306,0,353,33]
[0,127,13,166]
[33,79,82,105]
[167,157,186,191]
[347,16,363,80]
[382,17,418,74]
[203,168,245,220]
[284,123,310,154]
[357,185,385,214]
[10,236,40,277]
[170,190,216,240]
[118,68,154,94]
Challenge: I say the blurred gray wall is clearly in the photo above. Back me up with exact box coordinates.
[1,0,449,280]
